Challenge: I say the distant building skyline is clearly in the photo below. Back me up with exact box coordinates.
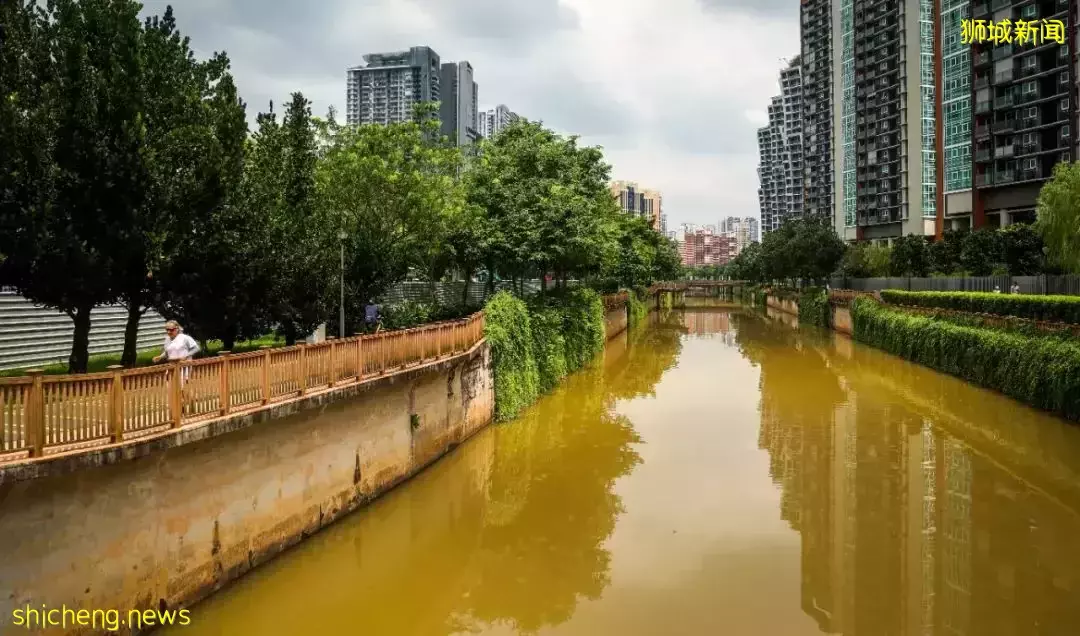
[610,180,663,232]
[346,46,442,126]
[439,61,479,146]
[477,104,519,139]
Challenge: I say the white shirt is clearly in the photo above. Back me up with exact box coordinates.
[163,333,200,361]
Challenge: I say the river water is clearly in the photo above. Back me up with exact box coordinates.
[173,308,1080,635]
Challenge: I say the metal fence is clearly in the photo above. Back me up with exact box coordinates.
[0,292,166,372]
[828,275,1080,296]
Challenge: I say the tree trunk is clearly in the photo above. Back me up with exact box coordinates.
[461,275,471,307]
[68,304,93,373]
[223,333,236,352]
[121,298,143,367]
[540,271,547,293]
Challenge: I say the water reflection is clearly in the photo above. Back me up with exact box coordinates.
[175,313,681,636]
[746,313,1080,635]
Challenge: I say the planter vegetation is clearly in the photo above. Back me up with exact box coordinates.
[851,297,1080,421]
[880,290,1080,325]
[484,289,606,421]
[798,288,829,329]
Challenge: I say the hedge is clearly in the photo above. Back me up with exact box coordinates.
[880,290,1080,325]
[484,288,606,421]
[798,288,829,329]
[483,292,540,421]
[627,290,648,327]
[851,297,1080,421]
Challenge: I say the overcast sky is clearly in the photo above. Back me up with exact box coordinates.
[147,0,797,229]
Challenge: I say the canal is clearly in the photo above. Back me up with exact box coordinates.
[172,308,1080,635]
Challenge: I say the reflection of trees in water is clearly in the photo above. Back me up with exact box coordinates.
[448,314,691,634]
[743,310,1080,636]
[603,310,684,402]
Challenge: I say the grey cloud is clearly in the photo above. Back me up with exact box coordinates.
[408,0,579,45]
[695,0,793,17]
[653,98,759,157]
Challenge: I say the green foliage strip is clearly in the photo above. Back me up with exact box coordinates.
[484,289,607,421]
[880,290,1080,325]
[851,298,1080,421]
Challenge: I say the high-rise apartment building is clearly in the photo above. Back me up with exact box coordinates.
[346,46,442,126]
[801,0,834,220]
[757,58,804,235]
[965,0,1075,230]
[681,228,736,266]
[718,216,761,256]
[832,0,938,242]
[439,61,479,146]
[477,104,519,139]
[610,180,663,231]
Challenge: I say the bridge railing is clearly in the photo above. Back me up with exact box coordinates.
[0,312,486,463]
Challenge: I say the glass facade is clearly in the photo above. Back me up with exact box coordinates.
[920,0,938,217]
[941,0,972,194]
[841,0,856,227]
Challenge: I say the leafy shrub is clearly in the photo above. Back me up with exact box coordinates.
[380,301,432,330]
[880,290,1080,325]
[559,287,606,372]
[627,289,647,327]
[484,292,539,421]
[529,306,568,394]
[851,298,1080,420]
[484,288,606,421]
[798,288,829,328]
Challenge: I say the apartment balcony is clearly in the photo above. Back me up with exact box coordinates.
[974,51,991,66]
[975,75,991,90]
[993,118,1017,133]
[975,148,992,161]
[1019,165,1045,181]
[994,68,1015,84]
[1018,115,1042,130]
[975,124,991,138]
[1019,61,1042,78]
[994,94,1016,108]
[973,1,989,16]
[1018,141,1042,155]
[995,144,1015,158]
[975,172,993,186]
[996,170,1017,184]
[991,0,1011,10]
[993,45,1015,61]
[976,100,992,114]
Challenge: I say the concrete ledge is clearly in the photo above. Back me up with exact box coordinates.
[0,342,487,485]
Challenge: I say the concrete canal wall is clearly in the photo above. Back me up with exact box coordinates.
[765,294,853,336]
[0,344,494,632]
[0,296,643,633]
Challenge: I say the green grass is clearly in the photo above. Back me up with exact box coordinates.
[0,334,285,377]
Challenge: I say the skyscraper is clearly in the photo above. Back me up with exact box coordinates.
[439,61,479,146]
[801,0,834,220]
[756,57,803,234]
[832,0,937,242]
[610,180,663,232]
[345,46,442,126]
[477,104,519,139]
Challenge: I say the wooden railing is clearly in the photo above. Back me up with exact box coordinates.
[602,292,630,311]
[828,289,879,306]
[0,312,485,463]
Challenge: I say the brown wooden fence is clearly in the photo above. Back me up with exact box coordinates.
[0,312,485,463]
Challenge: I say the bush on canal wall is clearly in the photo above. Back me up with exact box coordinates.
[627,290,648,327]
[484,288,606,421]
[880,290,1080,325]
[851,297,1080,421]
[798,288,829,328]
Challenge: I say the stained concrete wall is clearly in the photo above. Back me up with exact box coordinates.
[0,344,493,633]
[604,307,628,340]
[765,294,853,336]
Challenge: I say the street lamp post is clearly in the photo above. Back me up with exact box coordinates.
[338,229,347,339]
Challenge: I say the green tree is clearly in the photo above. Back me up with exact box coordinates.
[889,234,930,277]
[318,103,464,334]
[929,228,966,274]
[0,0,143,372]
[1036,160,1080,273]
[960,228,1002,276]
[999,223,1044,275]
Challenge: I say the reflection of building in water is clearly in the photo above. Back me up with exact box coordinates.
[681,312,736,346]
[755,340,1080,635]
